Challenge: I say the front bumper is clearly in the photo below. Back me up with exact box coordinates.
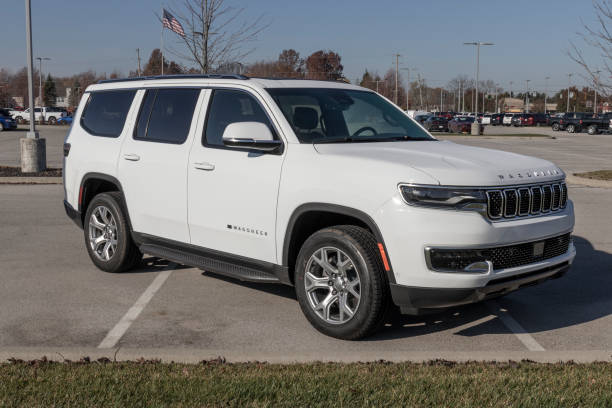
[390,260,570,315]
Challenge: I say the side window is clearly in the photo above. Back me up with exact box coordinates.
[204,89,274,147]
[134,88,200,144]
[80,90,136,137]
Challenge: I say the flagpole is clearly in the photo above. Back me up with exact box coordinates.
[160,4,164,76]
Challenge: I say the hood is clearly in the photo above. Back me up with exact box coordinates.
[313,140,564,186]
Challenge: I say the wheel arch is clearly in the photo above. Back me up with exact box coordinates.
[282,203,395,285]
[79,172,132,229]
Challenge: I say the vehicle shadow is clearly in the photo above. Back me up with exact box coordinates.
[369,235,611,341]
[130,257,191,273]
[201,271,297,301]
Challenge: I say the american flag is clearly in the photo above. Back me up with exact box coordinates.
[162,9,185,37]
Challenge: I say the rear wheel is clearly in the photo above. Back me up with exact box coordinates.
[552,123,560,131]
[587,125,599,135]
[84,192,142,273]
[15,116,24,124]
[295,225,390,340]
[47,116,57,125]
[567,124,576,133]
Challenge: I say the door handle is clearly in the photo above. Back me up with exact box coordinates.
[123,153,140,161]
[194,162,215,171]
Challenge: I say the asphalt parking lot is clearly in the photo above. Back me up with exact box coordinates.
[0,125,610,362]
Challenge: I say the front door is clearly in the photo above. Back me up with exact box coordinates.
[118,88,204,243]
[188,88,285,263]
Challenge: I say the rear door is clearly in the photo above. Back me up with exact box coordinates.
[118,87,204,243]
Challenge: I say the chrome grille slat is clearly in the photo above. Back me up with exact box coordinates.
[486,182,567,221]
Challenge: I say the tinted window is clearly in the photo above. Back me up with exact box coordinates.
[81,90,136,137]
[134,88,200,144]
[269,88,433,143]
[204,89,274,147]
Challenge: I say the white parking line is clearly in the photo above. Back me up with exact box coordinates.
[486,300,545,351]
[98,263,177,349]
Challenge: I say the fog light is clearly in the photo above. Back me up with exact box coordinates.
[428,248,489,273]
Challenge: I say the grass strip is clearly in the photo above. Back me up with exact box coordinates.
[0,359,610,407]
[574,170,612,181]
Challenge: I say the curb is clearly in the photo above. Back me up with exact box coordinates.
[0,348,610,364]
[566,175,612,189]
[0,177,62,184]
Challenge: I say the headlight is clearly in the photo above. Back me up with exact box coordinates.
[399,184,487,211]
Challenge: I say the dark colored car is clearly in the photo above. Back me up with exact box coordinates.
[448,116,483,133]
[414,114,432,125]
[423,116,449,132]
[490,113,504,126]
[558,112,593,133]
[0,108,17,131]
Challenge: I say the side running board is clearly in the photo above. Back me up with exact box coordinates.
[140,243,281,283]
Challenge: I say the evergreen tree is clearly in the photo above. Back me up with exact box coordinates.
[43,74,57,106]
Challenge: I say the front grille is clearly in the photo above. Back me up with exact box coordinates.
[486,181,567,220]
[428,233,571,271]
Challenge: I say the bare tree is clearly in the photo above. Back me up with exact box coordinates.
[163,0,269,73]
[569,0,612,96]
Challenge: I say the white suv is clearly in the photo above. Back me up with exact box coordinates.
[63,75,575,339]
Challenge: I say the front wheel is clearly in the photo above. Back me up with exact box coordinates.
[47,116,57,125]
[84,192,142,273]
[567,124,576,133]
[552,123,560,131]
[295,226,390,340]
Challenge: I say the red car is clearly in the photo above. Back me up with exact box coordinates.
[448,116,484,133]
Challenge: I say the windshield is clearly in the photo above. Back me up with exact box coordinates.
[266,88,434,143]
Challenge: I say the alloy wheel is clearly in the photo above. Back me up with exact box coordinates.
[88,206,118,261]
[304,247,361,325]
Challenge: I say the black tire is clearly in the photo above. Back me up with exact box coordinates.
[47,116,57,125]
[83,192,142,273]
[552,123,560,131]
[15,116,24,124]
[567,124,576,133]
[587,125,599,135]
[294,225,390,340]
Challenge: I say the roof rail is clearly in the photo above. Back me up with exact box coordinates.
[98,73,249,84]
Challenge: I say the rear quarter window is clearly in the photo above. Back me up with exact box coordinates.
[80,90,136,137]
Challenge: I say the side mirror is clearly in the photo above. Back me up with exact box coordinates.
[222,122,282,152]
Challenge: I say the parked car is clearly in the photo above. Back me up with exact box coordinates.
[558,112,593,133]
[567,112,612,135]
[502,113,516,126]
[437,111,455,120]
[448,116,483,133]
[0,108,17,131]
[490,113,503,126]
[11,106,66,124]
[56,115,73,126]
[511,113,548,127]
[63,75,575,340]
[481,114,492,125]
[414,114,432,125]
[423,116,449,132]
[549,113,566,131]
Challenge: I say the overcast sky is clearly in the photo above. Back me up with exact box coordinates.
[1,0,602,92]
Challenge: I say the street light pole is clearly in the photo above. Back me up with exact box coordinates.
[36,57,50,106]
[593,70,601,114]
[567,73,573,112]
[401,67,416,110]
[464,41,494,134]
[21,0,46,172]
[525,79,530,113]
[544,76,550,114]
